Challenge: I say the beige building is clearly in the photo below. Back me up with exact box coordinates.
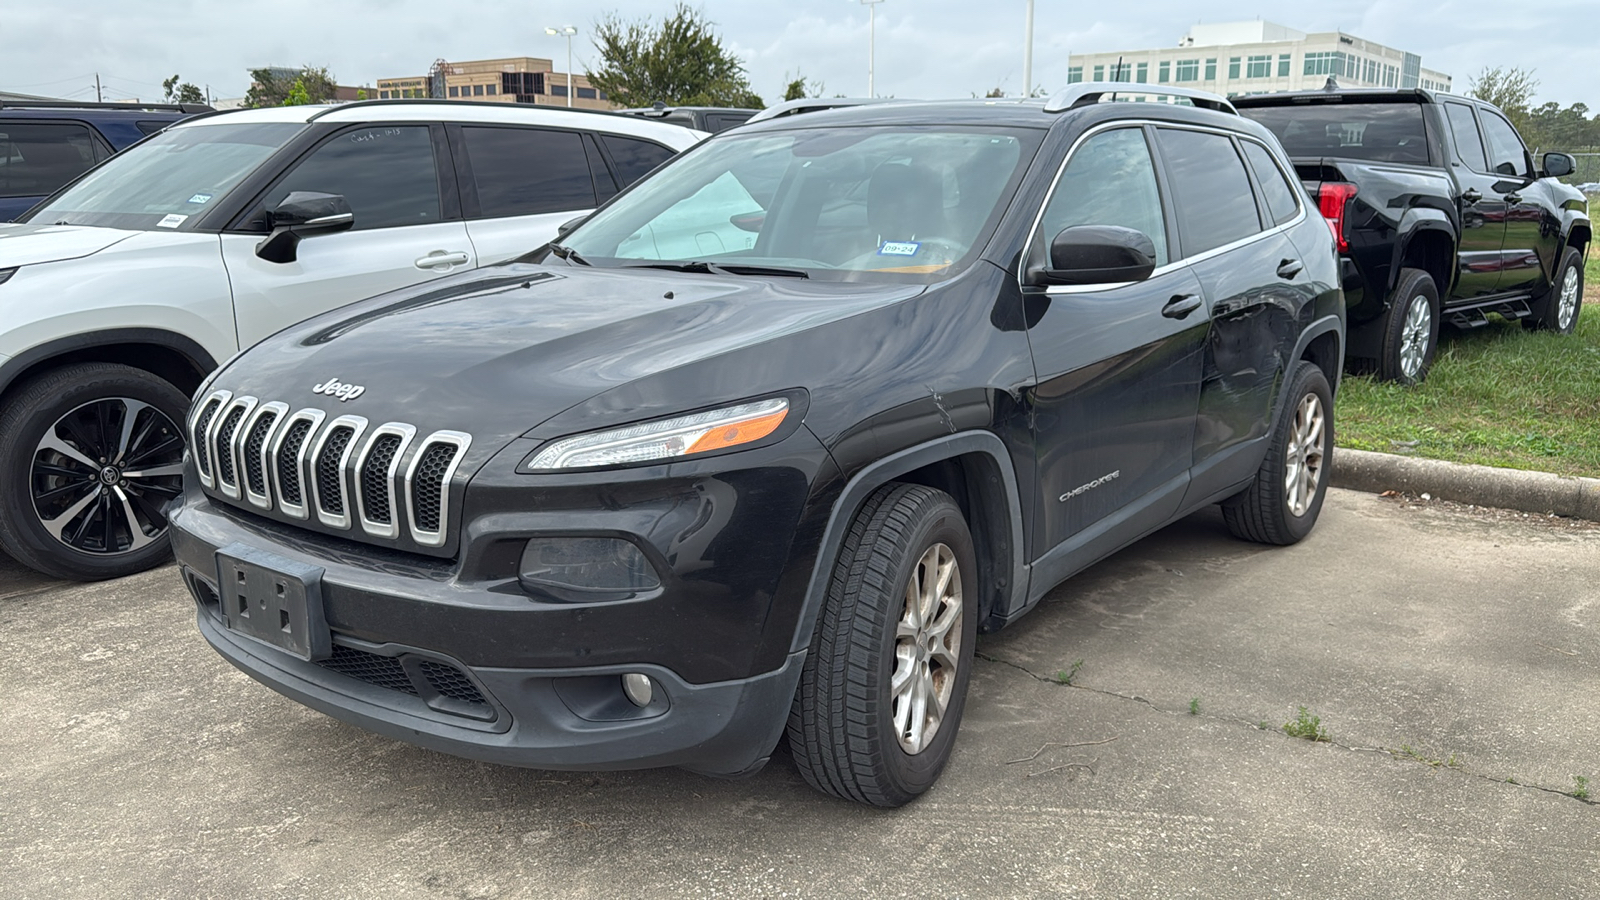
[376,57,614,110]
[1068,21,1451,98]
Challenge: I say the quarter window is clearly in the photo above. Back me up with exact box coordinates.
[461,126,595,217]
[1241,141,1300,226]
[0,123,100,199]
[261,125,440,231]
[1037,128,1169,267]
[1444,103,1488,172]
[600,135,676,187]
[1155,128,1263,256]
[1480,112,1530,178]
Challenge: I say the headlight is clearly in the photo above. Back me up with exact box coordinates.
[526,397,790,470]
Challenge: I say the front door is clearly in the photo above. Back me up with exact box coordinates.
[1479,109,1551,296]
[1025,126,1207,554]
[220,123,476,349]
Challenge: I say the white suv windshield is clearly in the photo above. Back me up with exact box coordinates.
[26,122,304,231]
[561,125,1041,282]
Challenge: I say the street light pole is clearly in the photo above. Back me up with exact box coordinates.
[1022,0,1034,97]
[546,25,577,107]
[860,0,884,97]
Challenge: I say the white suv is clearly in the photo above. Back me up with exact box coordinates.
[0,100,703,579]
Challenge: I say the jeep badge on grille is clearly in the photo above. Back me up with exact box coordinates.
[313,378,365,402]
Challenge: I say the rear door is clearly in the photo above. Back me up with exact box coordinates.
[1441,101,1509,299]
[449,124,606,265]
[220,122,476,348]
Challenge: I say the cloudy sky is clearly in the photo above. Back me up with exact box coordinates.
[3,0,1596,108]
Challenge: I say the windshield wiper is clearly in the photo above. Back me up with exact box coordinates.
[546,243,591,266]
[625,261,809,279]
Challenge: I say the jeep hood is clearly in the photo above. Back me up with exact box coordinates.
[0,223,139,267]
[213,262,926,452]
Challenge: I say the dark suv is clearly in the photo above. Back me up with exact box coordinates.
[170,85,1344,806]
[0,100,210,221]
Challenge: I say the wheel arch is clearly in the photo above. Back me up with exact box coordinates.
[790,431,1029,655]
[1394,223,1455,301]
[0,329,217,409]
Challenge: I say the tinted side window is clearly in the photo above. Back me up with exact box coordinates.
[602,135,677,187]
[1241,140,1300,226]
[136,120,172,136]
[0,123,99,198]
[1480,112,1530,178]
[462,126,595,218]
[1155,128,1263,257]
[1038,127,1168,266]
[1444,103,1488,172]
[264,125,439,230]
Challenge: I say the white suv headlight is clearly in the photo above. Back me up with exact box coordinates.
[526,398,790,470]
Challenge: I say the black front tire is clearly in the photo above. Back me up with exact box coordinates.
[1524,247,1584,334]
[1377,268,1440,385]
[787,483,979,807]
[0,363,189,581]
[1222,361,1334,546]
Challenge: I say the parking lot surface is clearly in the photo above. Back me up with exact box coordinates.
[3,488,1596,899]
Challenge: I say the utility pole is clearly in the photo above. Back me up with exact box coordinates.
[1022,0,1034,97]
[94,73,102,102]
[860,0,884,97]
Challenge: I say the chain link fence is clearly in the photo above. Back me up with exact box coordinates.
[1555,151,1600,191]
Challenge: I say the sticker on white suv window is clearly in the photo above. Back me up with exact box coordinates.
[878,241,921,256]
[156,214,188,228]
[187,193,213,204]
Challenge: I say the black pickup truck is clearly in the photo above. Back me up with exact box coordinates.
[1237,89,1591,383]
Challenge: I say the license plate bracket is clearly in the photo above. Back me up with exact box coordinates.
[216,543,330,661]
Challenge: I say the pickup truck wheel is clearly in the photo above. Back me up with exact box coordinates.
[787,483,978,807]
[1377,268,1439,385]
[1222,361,1333,546]
[0,363,188,581]
[1524,247,1584,334]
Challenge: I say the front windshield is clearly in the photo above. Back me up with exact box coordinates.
[25,122,304,231]
[560,125,1042,282]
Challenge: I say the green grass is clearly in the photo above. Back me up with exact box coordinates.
[1335,283,1600,477]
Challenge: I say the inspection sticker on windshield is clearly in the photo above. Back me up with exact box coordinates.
[187,193,213,204]
[156,213,188,228]
[878,241,921,256]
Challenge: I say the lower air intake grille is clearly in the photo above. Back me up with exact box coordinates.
[318,644,417,694]
[419,660,489,705]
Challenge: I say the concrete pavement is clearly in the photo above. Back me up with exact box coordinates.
[1,488,1596,898]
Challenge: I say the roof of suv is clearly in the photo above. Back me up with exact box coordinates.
[733,94,1251,132]
[174,100,707,142]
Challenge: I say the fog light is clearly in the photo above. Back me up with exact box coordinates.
[518,537,661,602]
[622,673,653,707]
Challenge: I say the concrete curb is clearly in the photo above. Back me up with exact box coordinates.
[1332,447,1600,522]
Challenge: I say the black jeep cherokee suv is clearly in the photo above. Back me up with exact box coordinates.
[170,85,1344,807]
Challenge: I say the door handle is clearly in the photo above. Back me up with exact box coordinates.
[1503,192,1522,204]
[1162,294,1203,320]
[1461,188,1482,204]
[1276,259,1304,279]
[414,250,470,269]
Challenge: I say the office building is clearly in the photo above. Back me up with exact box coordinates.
[376,57,613,110]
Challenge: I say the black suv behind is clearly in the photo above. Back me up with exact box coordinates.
[170,86,1344,806]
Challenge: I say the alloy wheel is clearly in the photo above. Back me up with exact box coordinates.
[1399,294,1431,379]
[891,542,964,755]
[30,397,185,555]
[1557,265,1580,331]
[1284,392,1326,518]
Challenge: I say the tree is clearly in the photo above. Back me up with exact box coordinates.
[588,4,762,108]
[163,74,205,105]
[1468,66,1538,137]
[283,79,312,107]
[245,66,338,108]
[782,72,822,102]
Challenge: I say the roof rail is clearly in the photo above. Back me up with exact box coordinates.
[0,99,213,113]
[304,97,637,122]
[745,97,898,124]
[1043,83,1235,115]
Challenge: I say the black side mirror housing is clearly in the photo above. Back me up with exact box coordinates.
[1029,225,1158,287]
[1542,152,1576,179]
[255,191,355,264]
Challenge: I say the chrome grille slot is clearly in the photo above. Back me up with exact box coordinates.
[208,397,256,500]
[270,409,325,519]
[405,431,471,547]
[308,415,367,531]
[240,401,287,509]
[190,392,228,488]
[354,423,415,539]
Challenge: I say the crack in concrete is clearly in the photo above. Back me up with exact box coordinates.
[974,651,1597,806]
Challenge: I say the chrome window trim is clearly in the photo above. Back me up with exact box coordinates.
[191,390,231,489]
[270,408,327,521]
[1019,119,1308,297]
[404,430,472,548]
[208,395,257,501]
[354,423,418,540]
[309,415,369,531]
[238,401,289,510]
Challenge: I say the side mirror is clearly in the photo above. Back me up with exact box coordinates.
[556,214,590,239]
[255,191,354,264]
[1029,225,1157,287]
[1542,152,1576,179]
